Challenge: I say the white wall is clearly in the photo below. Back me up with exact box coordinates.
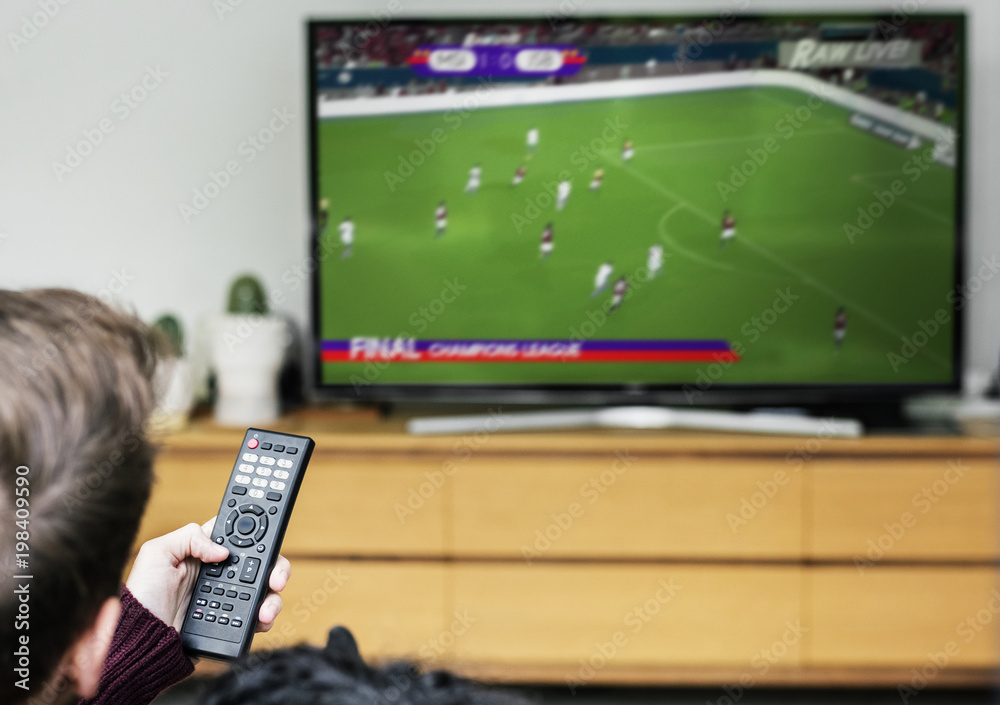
[1,0,997,391]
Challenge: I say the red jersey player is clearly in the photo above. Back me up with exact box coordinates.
[511,165,526,187]
[539,222,554,259]
[720,210,736,249]
[435,201,447,238]
[834,307,849,349]
[609,276,629,312]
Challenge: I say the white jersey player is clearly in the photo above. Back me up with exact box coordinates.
[465,164,481,194]
[556,179,571,211]
[647,244,663,278]
[338,216,354,258]
[526,127,539,156]
[592,261,613,298]
[435,201,447,238]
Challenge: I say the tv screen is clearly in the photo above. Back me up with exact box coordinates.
[308,13,964,404]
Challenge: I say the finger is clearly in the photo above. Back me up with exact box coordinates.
[180,522,229,564]
[200,516,217,537]
[269,555,291,592]
[255,593,283,632]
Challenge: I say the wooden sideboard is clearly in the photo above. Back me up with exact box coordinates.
[133,408,1000,687]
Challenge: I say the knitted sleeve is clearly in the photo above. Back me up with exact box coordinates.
[78,586,194,705]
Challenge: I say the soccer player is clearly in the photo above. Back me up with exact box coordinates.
[592,260,613,297]
[511,165,526,187]
[526,127,539,157]
[834,306,849,349]
[622,139,634,162]
[590,167,604,191]
[556,179,571,211]
[609,276,629,313]
[539,222,554,259]
[435,201,447,237]
[648,244,664,278]
[338,215,354,258]
[317,198,329,236]
[465,163,481,194]
[720,210,736,249]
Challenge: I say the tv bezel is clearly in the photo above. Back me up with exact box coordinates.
[306,12,967,407]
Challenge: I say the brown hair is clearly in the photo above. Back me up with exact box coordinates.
[0,289,164,704]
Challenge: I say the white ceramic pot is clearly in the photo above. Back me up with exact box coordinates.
[150,357,195,432]
[210,314,287,427]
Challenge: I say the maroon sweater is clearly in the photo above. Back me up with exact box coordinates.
[78,587,194,705]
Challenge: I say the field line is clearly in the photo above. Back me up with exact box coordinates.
[638,127,848,154]
[605,155,951,371]
[657,204,735,273]
[849,173,952,227]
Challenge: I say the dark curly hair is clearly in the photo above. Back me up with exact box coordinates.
[198,627,533,705]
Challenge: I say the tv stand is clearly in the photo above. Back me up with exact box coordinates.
[406,405,862,437]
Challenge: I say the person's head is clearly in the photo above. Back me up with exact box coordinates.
[198,626,532,705]
[0,288,163,705]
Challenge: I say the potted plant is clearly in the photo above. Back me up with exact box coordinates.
[210,274,287,426]
[149,313,196,431]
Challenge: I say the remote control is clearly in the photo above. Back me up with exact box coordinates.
[180,428,314,660]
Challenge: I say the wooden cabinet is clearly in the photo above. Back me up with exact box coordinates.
[134,411,999,685]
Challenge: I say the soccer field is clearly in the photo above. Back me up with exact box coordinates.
[316,85,957,387]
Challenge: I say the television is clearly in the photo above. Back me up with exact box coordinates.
[307,12,965,417]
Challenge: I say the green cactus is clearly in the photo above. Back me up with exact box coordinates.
[227,274,269,316]
[152,314,184,358]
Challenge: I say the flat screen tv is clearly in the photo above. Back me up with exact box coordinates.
[308,13,965,410]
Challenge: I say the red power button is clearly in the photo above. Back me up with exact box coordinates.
[247,438,259,449]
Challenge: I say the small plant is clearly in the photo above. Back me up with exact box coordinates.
[152,314,184,357]
[227,274,269,315]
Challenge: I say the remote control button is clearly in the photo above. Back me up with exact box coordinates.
[232,618,243,627]
[226,589,238,597]
[227,570,236,579]
[223,602,234,611]
[266,492,282,502]
[247,439,259,450]
[206,563,224,577]
[273,444,285,452]
[213,587,225,595]
[242,453,258,462]
[240,557,261,583]
[205,614,216,623]
[235,475,250,485]
[239,592,250,601]
[192,612,203,620]
[215,536,224,544]
[255,467,272,477]
[225,510,238,536]
[200,584,212,593]
[252,478,268,487]
[229,555,240,565]
[240,504,265,516]
[238,463,254,474]
[227,499,237,507]
[253,517,268,542]
[210,601,220,609]
[232,486,247,495]
[249,489,264,498]
[287,447,298,455]
[259,456,275,466]
[276,460,292,469]
[195,598,208,606]
[236,516,256,535]
[229,536,254,548]
[269,481,286,491]
[256,544,265,553]
[260,442,272,450]
[274,468,290,478]
[269,506,277,514]
[219,617,230,625]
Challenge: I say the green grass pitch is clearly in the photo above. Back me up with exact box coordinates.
[316,85,957,387]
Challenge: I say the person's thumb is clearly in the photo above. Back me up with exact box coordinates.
[173,521,229,564]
